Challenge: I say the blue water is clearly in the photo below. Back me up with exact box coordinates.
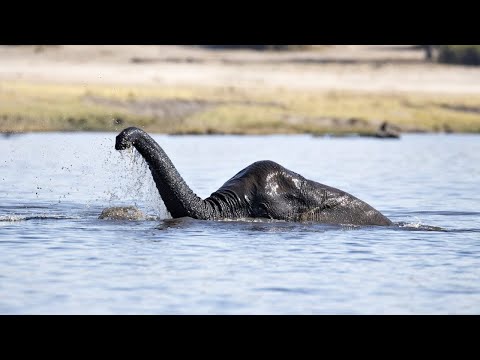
[1,132,479,314]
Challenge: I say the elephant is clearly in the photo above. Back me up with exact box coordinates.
[115,127,392,226]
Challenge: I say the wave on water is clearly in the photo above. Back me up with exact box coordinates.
[1,212,476,233]
[217,217,450,232]
[395,221,447,232]
[0,214,81,222]
[396,222,480,233]
[395,210,480,217]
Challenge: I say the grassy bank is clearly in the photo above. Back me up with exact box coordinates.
[1,81,480,135]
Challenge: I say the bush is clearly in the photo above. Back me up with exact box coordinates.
[437,45,480,66]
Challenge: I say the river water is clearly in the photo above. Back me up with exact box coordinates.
[0,132,479,314]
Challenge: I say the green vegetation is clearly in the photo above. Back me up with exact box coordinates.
[437,45,480,66]
[1,81,480,135]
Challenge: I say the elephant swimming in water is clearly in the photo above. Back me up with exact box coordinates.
[115,127,392,226]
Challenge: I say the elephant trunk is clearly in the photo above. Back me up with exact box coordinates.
[115,127,213,219]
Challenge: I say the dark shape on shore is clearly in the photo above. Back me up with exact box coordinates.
[375,122,401,139]
[1,131,18,138]
[199,45,311,51]
[115,127,392,226]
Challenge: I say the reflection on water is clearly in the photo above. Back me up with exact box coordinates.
[0,133,479,314]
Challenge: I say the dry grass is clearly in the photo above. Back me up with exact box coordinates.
[1,80,480,135]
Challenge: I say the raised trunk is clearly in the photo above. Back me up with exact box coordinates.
[115,127,214,219]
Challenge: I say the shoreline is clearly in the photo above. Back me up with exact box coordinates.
[1,46,480,135]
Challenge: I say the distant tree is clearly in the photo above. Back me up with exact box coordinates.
[424,45,433,60]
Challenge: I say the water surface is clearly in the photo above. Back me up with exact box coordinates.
[1,132,479,314]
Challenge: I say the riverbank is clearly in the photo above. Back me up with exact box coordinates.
[1,45,480,135]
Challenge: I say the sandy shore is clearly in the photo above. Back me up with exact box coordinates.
[1,45,479,135]
[2,45,480,94]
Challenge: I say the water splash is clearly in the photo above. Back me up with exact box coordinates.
[107,148,171,219]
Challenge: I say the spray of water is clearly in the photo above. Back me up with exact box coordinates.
[80,137,171,220]
[107,147,171,219]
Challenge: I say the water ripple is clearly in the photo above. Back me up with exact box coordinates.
[1,133,480,314]
[0,214,81,222]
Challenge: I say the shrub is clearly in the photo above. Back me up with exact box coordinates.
[437,45,480,66]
